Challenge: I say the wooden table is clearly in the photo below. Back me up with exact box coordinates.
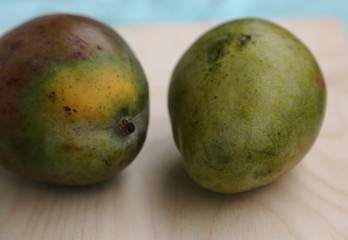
[0,19,347,240]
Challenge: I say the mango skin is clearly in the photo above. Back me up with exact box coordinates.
[169,18,326,193]
[0,14,149,185]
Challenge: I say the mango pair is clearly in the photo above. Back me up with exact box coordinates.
[0,14,326,193]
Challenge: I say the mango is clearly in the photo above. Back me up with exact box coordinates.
[168,18,326,193]
[0,14,149,185]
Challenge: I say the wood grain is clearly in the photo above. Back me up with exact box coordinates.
[0,19,347,240]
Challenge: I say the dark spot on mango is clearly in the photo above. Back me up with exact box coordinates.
[206,34,234,72]
[127,122,135,133]
[240,34,252,46]
[119,116,135,135]
[61,143,83,152]
[208,63,222,73]
[48,91,57,103]
[207,39,226,62]
[63,106,72,115]
[102,159,111,167]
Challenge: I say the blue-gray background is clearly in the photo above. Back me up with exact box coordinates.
[0,0,347,33]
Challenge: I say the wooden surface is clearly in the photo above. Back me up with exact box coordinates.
[0,19,348,240]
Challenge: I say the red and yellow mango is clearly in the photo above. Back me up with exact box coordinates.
[0,14,149,185]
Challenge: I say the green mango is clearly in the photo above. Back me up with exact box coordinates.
[169,18,326,193]
[0,14,149,185]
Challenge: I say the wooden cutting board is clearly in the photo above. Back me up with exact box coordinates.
[0,19,347,240]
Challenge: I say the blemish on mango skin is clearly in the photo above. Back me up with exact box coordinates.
[102,159,111,167]
[48,91,57,102]
[206,33,233,63]
[240,34,252,46]
[316,77,325,90]
[63,106,72,115]
[41,60,137,125]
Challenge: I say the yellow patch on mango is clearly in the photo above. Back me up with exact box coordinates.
[45,62,137,125]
